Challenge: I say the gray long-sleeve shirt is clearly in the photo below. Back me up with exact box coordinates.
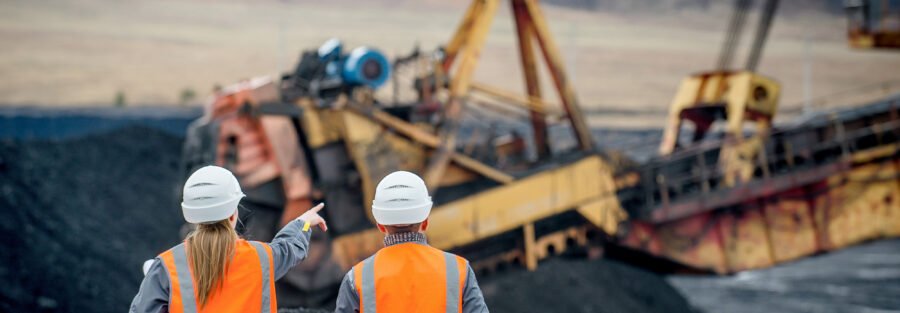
[334,232,489,313]
[129,219,312,313]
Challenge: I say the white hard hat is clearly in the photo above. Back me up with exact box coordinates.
[372,171,432,225]
[181,166,245,224]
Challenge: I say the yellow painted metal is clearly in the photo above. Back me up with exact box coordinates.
[659,71,781,156]
[441,165,481,187]
[332,155,625,268]
[638,214,726,274]
[347,103,440,147]
[522,0,594,151]
[296,98,343,148]
[849,33,877,48]
[470,82,564,117]
[511,0,548,158]
[577,197,627,235]
[447,154,515,184]
[427,0,598,188]
[337,110,427,223]
[424,0,500,189]
[333,107,516,223]
[338,103,514,185]
[845,0,900,49]
[763,197,818,263]
[658,71,781,186]
[523,223,537,270]
[447,0,499,98]
[331,228,384,270]
[851,143,900,163]
[443,0,485,71]
[626,145,900,274]
[719,204,776,272]
[534,227,586,259]
[434,157,601,248]
[719,134,768,186]
[847,29,900,49]
[819,162,900,249]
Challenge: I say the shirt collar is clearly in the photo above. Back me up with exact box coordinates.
[384,232,428,247]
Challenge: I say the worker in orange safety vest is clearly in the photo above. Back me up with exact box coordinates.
[130,165,328,313]
[334,171,489,313]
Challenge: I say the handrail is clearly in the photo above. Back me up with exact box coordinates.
[628,109,900,217]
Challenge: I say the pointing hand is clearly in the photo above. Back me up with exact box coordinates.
[297,203,328,232]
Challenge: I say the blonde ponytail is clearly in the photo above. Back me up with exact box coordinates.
[187,219,236,308]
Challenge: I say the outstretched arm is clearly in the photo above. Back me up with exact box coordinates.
[268,203,328,280]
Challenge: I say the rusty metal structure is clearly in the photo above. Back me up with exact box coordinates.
[620,100,900,273]
[846,0,900,49]
[620,0,900,273]
[182,0,900,305]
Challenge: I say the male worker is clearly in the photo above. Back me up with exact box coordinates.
[334,171,489,313]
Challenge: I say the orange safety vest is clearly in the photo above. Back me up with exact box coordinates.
[158,239,277,313]
[353,243,468,313]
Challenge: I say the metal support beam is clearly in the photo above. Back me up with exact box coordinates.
[523,223,538,271]
[425,0,500,190]
[427,0,596,189]
[512,0,549,158]
[443,0,485,71]
[470,82,564,117]
[522,0,595,151]
[746,0,779,71]
[345,103,514,185]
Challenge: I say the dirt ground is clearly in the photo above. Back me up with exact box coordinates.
[2,0,899,125]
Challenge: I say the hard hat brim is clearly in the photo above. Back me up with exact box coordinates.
[181,194,243,224]
[372,202,432,226]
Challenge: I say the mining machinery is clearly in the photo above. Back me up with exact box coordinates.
[182,0,900,306]
[846,0,900,49]
[617,0,900,273]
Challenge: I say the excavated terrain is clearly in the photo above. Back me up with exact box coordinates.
[8,120,899,313]
[0,124,692,313]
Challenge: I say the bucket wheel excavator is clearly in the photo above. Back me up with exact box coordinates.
[183,0,622,306]
[617,0,900,273]
[181,0,900,306]
[846,0,900,49]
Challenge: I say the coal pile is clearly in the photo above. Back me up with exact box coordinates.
[0,126,185,312]
[480,258,698,313]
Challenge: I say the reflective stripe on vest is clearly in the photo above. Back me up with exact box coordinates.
[360,256,377,313]
[159,240,275,313]
[354,244,467,313]
[248,241,272,313]
[171,243,199,313]
[443,252,461,313]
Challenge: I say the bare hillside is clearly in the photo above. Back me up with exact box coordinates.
[1,0,898,127]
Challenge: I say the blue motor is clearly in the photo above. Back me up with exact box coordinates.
[342,47,391,88]
[317,38,391,89]
[281,39,392,101]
